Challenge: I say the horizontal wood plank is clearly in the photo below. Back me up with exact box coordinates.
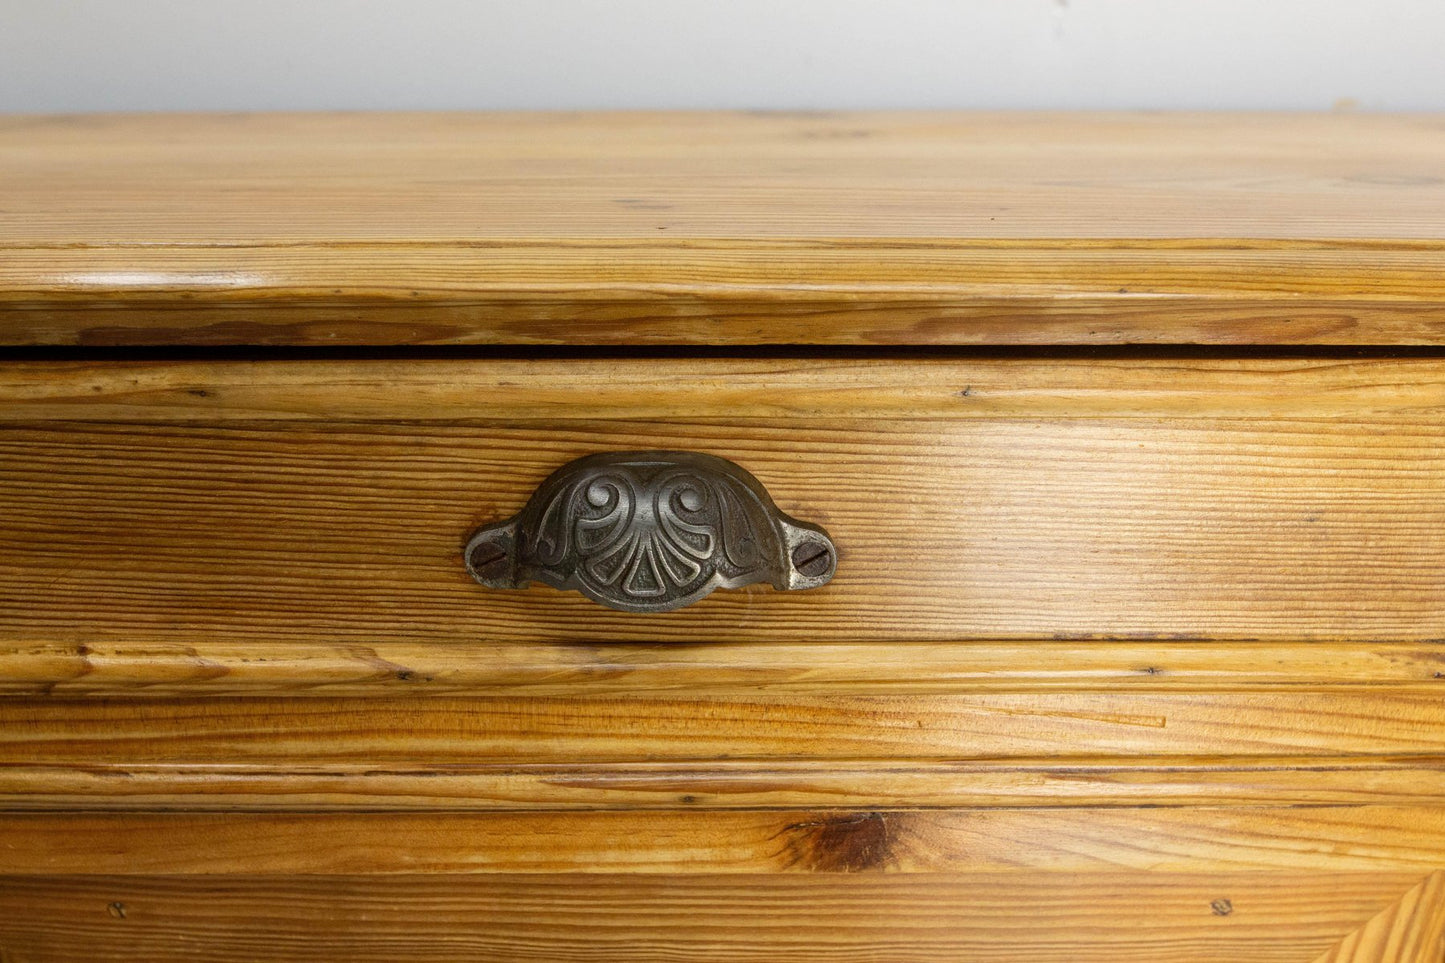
[3,639,1443,698]
[6,356,1445,422]
[5,807,1445,874]
[3,358,1445,644]
[5,761,1445,813]
[10,112,1445,243]
[0,872,1419,963]
[5,693,1445,764]
[4,112,1445,345]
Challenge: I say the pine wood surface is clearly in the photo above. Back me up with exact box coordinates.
[10,758,1445,813]
[7,113,1445,961]
[6,807,1445,873]
[3,639,1442,698]
[6,691,1445,765]
[4,112,1445,345]
[4,358,1443,644]
[1313,871,1445,963]
[0,872,1429,963]
[4,353,1443,959]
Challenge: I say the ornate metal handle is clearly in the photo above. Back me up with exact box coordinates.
[464,451,836,613]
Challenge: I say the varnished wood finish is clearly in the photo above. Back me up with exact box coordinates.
[3,639,1442,698]
[10,759,1445,813]
[0,872,1428,963]
[7,692,1445,765]
[8,355,1445,422]
[4,113,1445,345]
[7,111,1445,962]
[9,808,1445,873]
[3,358,1443,643]
[1314,872,1445,963]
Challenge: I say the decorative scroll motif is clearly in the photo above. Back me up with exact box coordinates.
[465,451,835,613]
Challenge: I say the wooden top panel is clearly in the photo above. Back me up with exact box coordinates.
[8,111,1445,243]
[4,111,1445,345]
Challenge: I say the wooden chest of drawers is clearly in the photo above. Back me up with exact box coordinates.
[3,112,1445,962]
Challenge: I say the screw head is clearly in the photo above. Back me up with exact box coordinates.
[468,538,511,582]
[791,540,833,578]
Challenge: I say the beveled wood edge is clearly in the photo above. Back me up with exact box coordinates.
[3,640,1444,697]
[5,757,1445,812]
[4,239,1445,298]
[3,242,1445,346]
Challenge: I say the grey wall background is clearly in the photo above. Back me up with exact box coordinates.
[4,0,1444,113]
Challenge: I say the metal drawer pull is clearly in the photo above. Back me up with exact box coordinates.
[464,451,836,613]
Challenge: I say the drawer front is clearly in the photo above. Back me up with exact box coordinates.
[2,356,1444,645]
[1,868,1442,963]
[1,821,1443,962]
[3,355,1445,963]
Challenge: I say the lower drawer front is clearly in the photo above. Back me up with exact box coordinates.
[1,818,1443,962]
[1,869,1442,963]
[2,356,1444,962]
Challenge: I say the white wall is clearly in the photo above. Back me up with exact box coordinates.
[3,0,1444,113]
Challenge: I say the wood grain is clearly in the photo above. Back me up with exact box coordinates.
[6,355,1445,422]
[3,639,1443,699]
[5,806,1445,873]
[1314,871,1445,963]
[0,872,1421,963]
[9,758,1445,812]
[3,358,1443,644]
[3,112,1445,345]
[6,693,1445,764]
[7,113,1445,962]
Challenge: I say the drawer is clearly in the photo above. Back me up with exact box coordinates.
[4,355,1444,648]
[2,870,1442,963]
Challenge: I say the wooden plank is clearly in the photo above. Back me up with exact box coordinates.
[8,113,1445,242]
[5,807,1445,874]
[6,760,1445,813]
[0,872,1416,963]
[5,693,1445,764]
[3,112,1445,345]
[2,639,1442,699]
[4,356,1445,422]
[3,359,1445,644]
[1314,871,1445,963]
